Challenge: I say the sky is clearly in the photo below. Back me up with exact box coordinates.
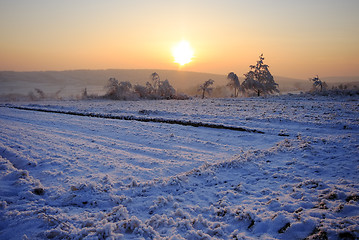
[1,0,359,79]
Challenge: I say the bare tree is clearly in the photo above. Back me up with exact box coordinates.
[198,79,214,99]
[227,72,241,97]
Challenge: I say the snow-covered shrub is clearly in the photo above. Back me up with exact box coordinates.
[146,214,175,229]
[107,205,129,222]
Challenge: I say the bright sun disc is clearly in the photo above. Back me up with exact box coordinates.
[172,40,194,66]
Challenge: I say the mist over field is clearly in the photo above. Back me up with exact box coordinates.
[1,69,358,100]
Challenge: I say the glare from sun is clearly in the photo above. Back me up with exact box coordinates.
[172,40,194,66]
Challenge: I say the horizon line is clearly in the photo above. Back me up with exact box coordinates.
[1,68,359,81]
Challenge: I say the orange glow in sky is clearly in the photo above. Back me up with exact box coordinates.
[0,0,358,79]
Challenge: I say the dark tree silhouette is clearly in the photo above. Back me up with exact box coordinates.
[310,75,327,92]
[105,77,119,99]
[35,88,45,99]
[150,72,161,93]
[82,88,88,99]
[198,79,214,99]
[227,72,241,97]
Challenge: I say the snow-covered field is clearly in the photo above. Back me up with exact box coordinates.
[0,95,358,239]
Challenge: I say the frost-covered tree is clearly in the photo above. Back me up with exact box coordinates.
[105,77,119,99]
[133,84,148,98]
[310,75,327,92]
[134,81,157,99]
[242,54,279,96]
[227,72,241,97]
[117,81,133,100]
[150,72,161,93]
[158,79,176,99]
[104,74,181,100]
[149,73,177,99]
[242,71,262,96]
[198,79,214,99]
[105,78,135,100]
[145,82,156,97]
[35,88,45,99]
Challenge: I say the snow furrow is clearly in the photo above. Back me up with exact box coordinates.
[5,105,266,134]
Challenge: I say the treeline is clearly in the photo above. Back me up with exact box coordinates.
[96,72,188,101]
[306,75,359,96]
[195,54,279,99]
[85,54,279,100]
[0,88,65,102]
[1,54,358,102]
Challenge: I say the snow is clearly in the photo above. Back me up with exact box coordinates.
[0,95,358,239]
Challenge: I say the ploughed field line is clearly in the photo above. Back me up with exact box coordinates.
[3,105,267,134]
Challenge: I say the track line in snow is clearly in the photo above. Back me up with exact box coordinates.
[4,105,266,134]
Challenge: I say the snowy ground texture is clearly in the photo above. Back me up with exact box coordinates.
[0,95,358,239]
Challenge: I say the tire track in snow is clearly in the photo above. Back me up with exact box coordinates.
[5,105,266,134]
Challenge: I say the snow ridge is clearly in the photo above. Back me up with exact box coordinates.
[4,105,265,134]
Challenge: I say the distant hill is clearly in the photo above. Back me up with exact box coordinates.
[274,76,311,93]
[0,69,226,97]
[321,76,359,90]
[0,69,358,97]
[321,76,359,83]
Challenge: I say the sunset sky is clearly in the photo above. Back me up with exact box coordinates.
[1,0,358,79]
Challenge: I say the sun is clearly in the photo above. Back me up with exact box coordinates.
[172,40,194,66]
